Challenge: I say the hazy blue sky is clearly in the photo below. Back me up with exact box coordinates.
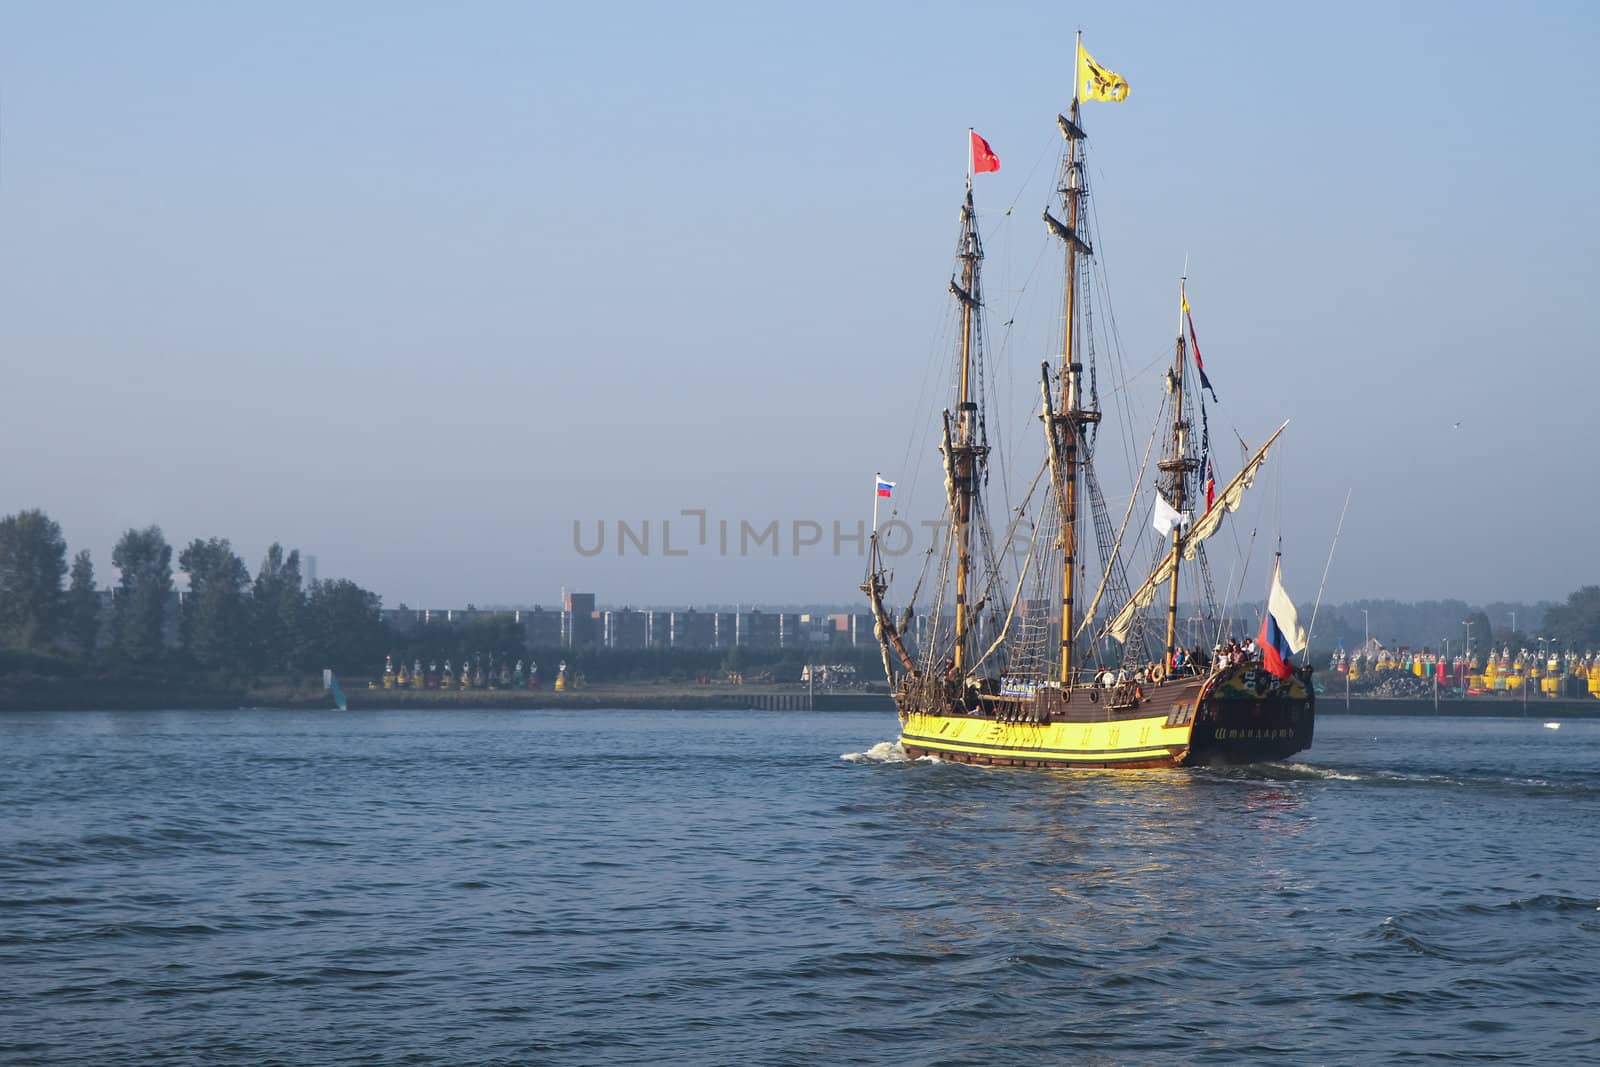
[4,1,1596,609]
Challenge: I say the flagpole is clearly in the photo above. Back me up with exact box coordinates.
[1178,274,1187,340]
[966,127,973,192]
[873,472,882,534]
[1074,30,1082,105]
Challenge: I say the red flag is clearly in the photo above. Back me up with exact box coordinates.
[1204,456,1216,514]
[970,130,1000,174]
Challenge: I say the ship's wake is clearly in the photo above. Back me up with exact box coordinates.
[1200,761,1367,782]
[1273,762,1367,781]
[841,740,930,764]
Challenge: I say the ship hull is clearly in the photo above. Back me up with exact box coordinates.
[897,665,1314,769]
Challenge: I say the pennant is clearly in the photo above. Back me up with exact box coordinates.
[1181,294,1218,402]
[1204,455,1216,514]
[1078,44,1129,103]
[970,130,1000,174]
[1257,560,1307,679]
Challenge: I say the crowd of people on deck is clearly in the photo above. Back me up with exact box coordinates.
[1095,636,1263,690]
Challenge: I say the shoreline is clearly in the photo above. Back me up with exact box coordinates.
[4,680,1599,717]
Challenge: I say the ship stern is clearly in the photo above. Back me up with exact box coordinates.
[1185,665,1315,765]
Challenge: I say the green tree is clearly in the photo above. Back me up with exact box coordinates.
[252,543,307,673]
[111,526,173,664]
[1545,586,1600,649]
[1465,609,1496,660]
[0,509,68,650]
[66,549,101,658]
[306,578,386,674]
[178,537,250,673]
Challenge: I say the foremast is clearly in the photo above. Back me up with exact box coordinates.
[1043,32,1100,687]
[947,176,987,674]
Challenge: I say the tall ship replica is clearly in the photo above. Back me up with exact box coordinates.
[863,41,1314,768]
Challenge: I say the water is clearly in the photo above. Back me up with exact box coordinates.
[2,709,1597,1065]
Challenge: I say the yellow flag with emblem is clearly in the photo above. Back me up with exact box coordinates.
[1078,43,1129,103]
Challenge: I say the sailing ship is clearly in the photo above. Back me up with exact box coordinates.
[862,40,1314,768]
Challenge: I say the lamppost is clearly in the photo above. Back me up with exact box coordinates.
[1523,642,1530,713]
[1440,639,1452,713]
[1361,609,1370,650]
[1508,610,1516,641]
[1463,619,1473,661]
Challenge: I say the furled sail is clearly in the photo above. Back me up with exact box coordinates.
[1103,421,1288,643]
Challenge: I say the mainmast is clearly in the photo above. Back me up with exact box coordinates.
[947,164,986,674]
[1160,280,1198,666]
[1044,31,1100,686]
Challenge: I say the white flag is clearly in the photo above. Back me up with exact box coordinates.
[1151,492,1190,537]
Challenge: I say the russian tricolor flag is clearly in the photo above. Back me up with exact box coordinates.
[876,477,895,498]
[1258,560,1308,680]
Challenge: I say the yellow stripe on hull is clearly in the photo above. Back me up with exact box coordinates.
[900,710,1194,768]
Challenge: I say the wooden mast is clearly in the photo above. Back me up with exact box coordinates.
[951,186,979,673]
[947,136,986,676]
[1049,32,1099,687]
[1160,280,1197,666]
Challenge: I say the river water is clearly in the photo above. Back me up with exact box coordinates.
[1,709,1596,1065]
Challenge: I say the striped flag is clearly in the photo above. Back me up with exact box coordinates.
[1181,294,1218,402]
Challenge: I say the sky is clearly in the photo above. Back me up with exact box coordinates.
[3,1,1597,611]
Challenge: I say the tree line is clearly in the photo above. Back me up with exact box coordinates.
[0,509,385,678]
[8,505,1600,682]
[0,508,886,686]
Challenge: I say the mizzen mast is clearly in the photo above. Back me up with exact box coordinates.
[1160,280,1199,667]
[1043,32,1100,686]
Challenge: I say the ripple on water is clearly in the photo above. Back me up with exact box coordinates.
[1,709,1597,1065]
[1378,893,1600,965]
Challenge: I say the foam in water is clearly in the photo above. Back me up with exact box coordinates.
[1543,722,1561,730]
[1276,762,1366,782]
[841,740,909,764]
